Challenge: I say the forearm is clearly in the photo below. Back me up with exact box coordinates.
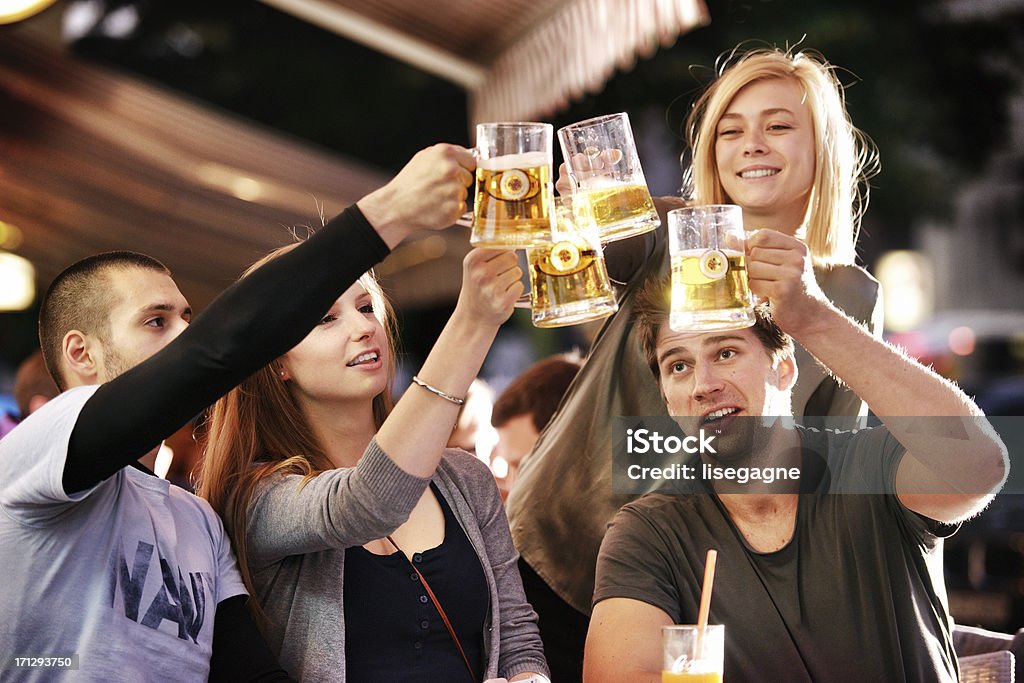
[795,300,1006,494]
[796,299,976,419]
[376,305,499,477]
[65,206,389,493]
[247,442,430,560]
[584,655,661,683]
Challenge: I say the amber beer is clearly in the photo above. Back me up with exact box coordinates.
[573,183,659,242]
[471,122,555,249]
[472,152,554,248]
[528,237,616,327]
[558,112,660,242]
[667,205,754,332]
[670,249,754,331]
[526,199,618,328]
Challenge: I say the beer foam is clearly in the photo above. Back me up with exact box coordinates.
[478,151,550,171]
[579,177,622,190]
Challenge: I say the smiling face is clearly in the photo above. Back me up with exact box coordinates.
[279,280,390,410]
[714,77,816,232]
[94,267,193,382]
[655,325,795,459]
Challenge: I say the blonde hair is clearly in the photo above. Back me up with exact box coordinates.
[686,47,878,266]
[196,242,396,625]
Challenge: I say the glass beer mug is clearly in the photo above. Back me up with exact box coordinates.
[557,112,660,243]
[668,205,755,332]
[525,198,618,328]
[471,122,556,249]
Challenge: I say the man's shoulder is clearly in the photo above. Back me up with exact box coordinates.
[0,387,101,508]
[1,386,96,438]
[167,480,228,528]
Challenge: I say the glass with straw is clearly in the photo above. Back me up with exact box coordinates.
[662,549,724,682]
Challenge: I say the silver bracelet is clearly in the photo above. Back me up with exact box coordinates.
[410,375,466,406]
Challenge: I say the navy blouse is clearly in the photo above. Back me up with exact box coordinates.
[344,483,490,681]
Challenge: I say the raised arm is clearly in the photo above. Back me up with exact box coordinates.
[747,229,1008,522]
[376,248,522,477]
[64,144,475,494]
[247,249,522,558]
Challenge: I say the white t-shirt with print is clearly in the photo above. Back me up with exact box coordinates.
[0,386,246,681]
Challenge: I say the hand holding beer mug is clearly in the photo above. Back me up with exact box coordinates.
[668,205,755,332]
[526,197,617,328]
[557,112,660,243]
[662,625,724,683]
[471,122,556,249]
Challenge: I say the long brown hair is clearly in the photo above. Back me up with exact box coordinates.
[196,242,396,624]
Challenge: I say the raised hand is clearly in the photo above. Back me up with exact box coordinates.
[554,149,625,195]
[455,248,523,328]
[358,143,477,247]
[745,229,829,334]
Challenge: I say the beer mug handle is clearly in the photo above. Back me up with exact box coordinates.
[455,148,483,227]
[514,248,532,308]
[513,293,532,309]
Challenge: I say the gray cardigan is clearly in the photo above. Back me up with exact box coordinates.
[246,440,549,682]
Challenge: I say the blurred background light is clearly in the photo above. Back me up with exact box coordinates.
[0,0,59,25]
[876,250,935,333]
[0,252,36,311]
[948,325,977,356]
[0,220,25,250]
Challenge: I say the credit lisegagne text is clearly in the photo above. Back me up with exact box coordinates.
[626,462,801,484]
[624,428,800,484]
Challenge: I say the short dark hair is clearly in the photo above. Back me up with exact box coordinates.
[491,353,583,432]
[633,274,793,377]
[39,251,171,390]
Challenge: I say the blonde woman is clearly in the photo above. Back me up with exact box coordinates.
[198,246,549,683]
[508,46,883,681]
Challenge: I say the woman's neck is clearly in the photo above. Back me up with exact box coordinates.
[741,205,807,238]
[301,398,378,469]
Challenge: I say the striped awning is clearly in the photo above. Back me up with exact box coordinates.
[260,0,709,124]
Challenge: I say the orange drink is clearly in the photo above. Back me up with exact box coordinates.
[662,670,723,683]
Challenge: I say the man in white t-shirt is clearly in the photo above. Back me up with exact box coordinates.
[0,144,475,681]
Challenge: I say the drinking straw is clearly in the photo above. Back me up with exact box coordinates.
[697,548,717,627]
[695,548,718,658]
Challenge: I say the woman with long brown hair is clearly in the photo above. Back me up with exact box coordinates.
[198,246,549,682]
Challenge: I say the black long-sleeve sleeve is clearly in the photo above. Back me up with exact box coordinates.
[209,595,295,682]
[63,205,390,494]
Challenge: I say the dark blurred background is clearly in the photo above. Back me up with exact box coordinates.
[2,0,1023,632]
